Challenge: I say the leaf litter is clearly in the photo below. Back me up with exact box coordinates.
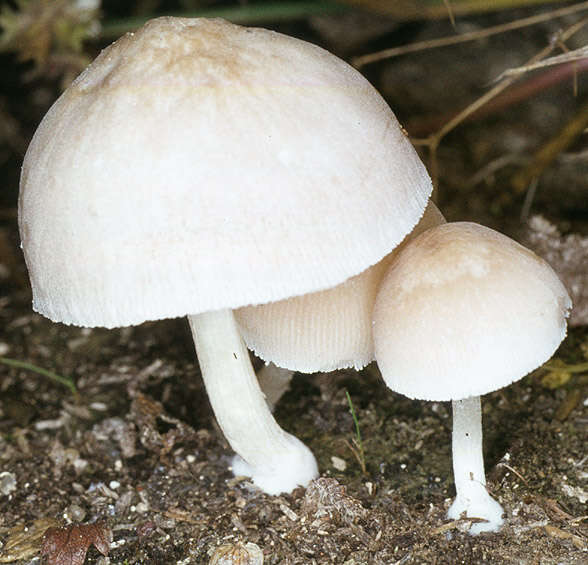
[41,522,112,565]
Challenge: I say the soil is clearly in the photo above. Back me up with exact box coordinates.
[0,4,587,565]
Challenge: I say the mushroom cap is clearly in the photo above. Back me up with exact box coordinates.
[235,201,445,373]
[19,17,432,328]
[373,222,571,401]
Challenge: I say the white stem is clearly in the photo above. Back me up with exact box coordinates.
[452,396,486,492]
[257,363,294,412]
[447,396,504,534]
[188,309,318,494]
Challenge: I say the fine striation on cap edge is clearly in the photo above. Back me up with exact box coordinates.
[235,201,445,373]
[373,222,572,401]
[19,17,432,328]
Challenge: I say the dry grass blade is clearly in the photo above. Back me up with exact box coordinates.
[0,518,59,563]
[511,98,588,193]
[412,15,588,189]
[443,0,456,27]
[494,45,588,81]
[544,525,587,550]
[352,0,588,67]
[554,388,584,421]
[496,462,529,485]
[543,360,588,373]
[430,516,489,535]
[346,0,573,21]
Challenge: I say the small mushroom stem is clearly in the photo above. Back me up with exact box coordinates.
[188,309,318,495]
[447,395,504,534]
[256,363,294,412]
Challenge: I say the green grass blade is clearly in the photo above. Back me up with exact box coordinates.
[100,1,348,40]
[543,360,588,373]
[0,357,77,395]
[345,389,362,447]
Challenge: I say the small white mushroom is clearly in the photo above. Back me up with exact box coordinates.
[19,18,432,494]
[373,222,571,534]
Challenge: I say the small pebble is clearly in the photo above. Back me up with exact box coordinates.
[331,456,347,471]
[0,471,17,496]
[89,402,108,411]
[64,503,86,522]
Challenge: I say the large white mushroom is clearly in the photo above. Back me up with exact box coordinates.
[19,17,432,494]
[373,222,571,533]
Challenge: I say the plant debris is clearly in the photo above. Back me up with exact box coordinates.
[130,392,197,457]
[40,522,112,565]
[524,215,588,326]
[0,518,59,563]
[209,541,264,565]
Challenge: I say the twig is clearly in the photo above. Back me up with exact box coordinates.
[411,16,588,190]
[467,154,528,188]
[0,356,77,395]
[494,45,588,82]
[353,1,588,68]
[556,39,579,97]
[512,98,588,194]
[539,496,577,521]
[544,524,586,550]
[520,177,538,223]
[408,57,588,137]
[496,462,529,485]
[570,515,588,524]
[431,516,488,535]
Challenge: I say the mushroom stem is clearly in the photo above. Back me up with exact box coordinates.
[256,363,294,412]
[188,309,318,494]
[447,396,504,534]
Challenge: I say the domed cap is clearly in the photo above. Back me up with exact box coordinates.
[19,17,432,328]
[373,222,571,401]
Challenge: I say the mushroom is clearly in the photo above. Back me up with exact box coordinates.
[372,222,571,533]
[235,201,445,373]
[19,17,432,494]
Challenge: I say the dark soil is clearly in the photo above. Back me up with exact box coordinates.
[1,3,587,564]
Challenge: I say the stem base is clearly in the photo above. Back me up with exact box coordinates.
[189,309,318,494]
[231,434,318,495]
[447,481,504,534]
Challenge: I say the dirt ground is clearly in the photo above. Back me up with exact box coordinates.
[1,3,587,564]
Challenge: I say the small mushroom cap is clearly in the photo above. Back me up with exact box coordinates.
[19,17,431,328]
[373,222,572,401]
[235,201,445,373]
